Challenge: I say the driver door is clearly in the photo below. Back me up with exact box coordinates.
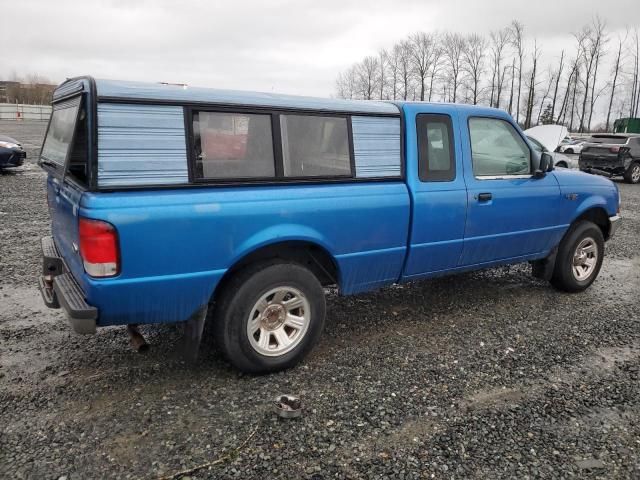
[459,115,563,266]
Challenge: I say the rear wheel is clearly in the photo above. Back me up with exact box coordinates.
[550,221,604,292]
[213,261,326,373]
[623,161,640,184]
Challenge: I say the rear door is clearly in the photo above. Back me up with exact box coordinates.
[40,95,88,280]
[402,104,467,279]
[459,114,562,266]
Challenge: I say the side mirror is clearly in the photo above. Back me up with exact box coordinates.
[534,152,554,178]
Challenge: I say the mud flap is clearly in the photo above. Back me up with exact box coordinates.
[531,246,558,281]
[181,305,207,362]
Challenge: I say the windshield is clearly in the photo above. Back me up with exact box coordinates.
[40,97,81,168]
[527,136,545,153]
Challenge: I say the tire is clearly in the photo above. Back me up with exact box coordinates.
[565,148,574,154]
[213,261,326,373]
[550,220,604,293]
[623,161,640,184]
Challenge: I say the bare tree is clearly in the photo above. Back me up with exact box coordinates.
[335,67,357,99]
[630,28,640,117]
[509,20,525,123]
[605,33,626,131]
[489,28,509,107]
[409,32,437,101]
[443,32,465,102]
[397,41,413,100]
[550,50,565,123]
[537,68,554,125]
[508,58,516,115]
[356,56,380,100]
[462,33,487,105]
[524,40,541,129]
[378,49,388,99]
[428,37,444,102]
[388,44,402,100]
[575,17,606,132]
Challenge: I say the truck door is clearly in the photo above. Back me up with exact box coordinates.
[403,106,467,279]
[459,114,562,266]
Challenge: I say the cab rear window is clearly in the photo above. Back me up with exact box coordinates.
[40,97,81,169]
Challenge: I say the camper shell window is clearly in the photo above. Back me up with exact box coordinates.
[40,97,81,171]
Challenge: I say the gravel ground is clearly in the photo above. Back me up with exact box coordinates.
[1,120,639,479]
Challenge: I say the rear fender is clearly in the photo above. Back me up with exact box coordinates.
[230,224,339,279]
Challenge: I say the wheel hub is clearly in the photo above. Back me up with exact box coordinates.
[262,304,286,330]
[572,237,598,281]
[247,286,311,357]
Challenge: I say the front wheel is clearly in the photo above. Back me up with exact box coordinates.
[623,161,640,184]
[213,261,326,373]
[550,221,604,292]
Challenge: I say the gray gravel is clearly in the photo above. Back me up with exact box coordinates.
[1,120,639,479]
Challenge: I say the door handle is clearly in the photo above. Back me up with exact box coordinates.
[476,192,492,201]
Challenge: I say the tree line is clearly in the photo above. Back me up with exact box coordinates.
[1,73,55,105]
[335,18,640,133]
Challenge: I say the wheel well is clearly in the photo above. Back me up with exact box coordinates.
[575,207,610,240]
[212,241,339,303]
[556,161,568,168]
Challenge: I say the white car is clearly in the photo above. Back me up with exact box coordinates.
[524,125,578,169]
[558,140,586,154]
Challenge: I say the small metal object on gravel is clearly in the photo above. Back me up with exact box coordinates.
[273,394,302,418]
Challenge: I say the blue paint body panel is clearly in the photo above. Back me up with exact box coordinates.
[43,78,621,329]
[78,182,410,325]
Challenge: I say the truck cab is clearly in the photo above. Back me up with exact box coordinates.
[39,77,621,373]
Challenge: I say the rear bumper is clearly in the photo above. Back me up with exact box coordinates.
[579,155,627,174]
[38,236,97,334]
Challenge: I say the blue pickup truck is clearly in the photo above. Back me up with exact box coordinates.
[38,77,621,372]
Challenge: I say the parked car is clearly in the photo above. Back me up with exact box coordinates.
[0,135,26,169]
[38,77,621,373]
[579,134,640,183]
[524,125,577,168]
[558,140,586,154]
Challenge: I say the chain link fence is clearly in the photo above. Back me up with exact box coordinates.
[0,103,51,121]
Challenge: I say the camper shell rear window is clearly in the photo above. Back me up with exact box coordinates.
[40,97,81,170]
[40,95,89,185]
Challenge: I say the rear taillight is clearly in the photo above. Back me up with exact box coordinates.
[79,217,120,277]
[609,146,620,153]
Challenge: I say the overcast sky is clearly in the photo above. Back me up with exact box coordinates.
[2,0,640,97]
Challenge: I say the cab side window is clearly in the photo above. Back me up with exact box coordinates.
[469,117,531,177]
[417,114,455,182]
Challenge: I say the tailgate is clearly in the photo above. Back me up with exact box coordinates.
[46,175,85,280]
